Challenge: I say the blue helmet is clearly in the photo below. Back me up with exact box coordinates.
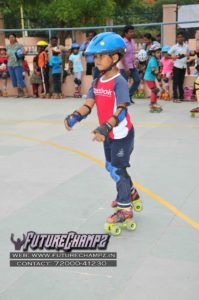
[85,32,126,56]
[15,48,24,60]
[162,45,171,53]
[71,43,80,49]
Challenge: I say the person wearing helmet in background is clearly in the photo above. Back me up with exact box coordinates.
[64,32,143,236]
[0,45,9,97]
[30,41,46,98]
[46,36,69,93]
[159,45,174,100]
[136,49,148,97]
[49,47,62,99]
[69,43,83,98]
[6,33,29,98]
[118,25,140,103]
[35,40,49,98]
[144,44,163,112]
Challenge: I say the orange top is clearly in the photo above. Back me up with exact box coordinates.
[37,51,48,68]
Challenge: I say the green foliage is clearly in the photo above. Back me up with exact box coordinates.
[1,0,199,29]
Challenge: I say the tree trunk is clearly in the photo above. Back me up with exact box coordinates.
[0,13,5,46]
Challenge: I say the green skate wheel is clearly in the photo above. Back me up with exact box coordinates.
[126,220,137,231]
[104,223,111,233]
[132,199,143,212]
[134,203,143,212]
[191,112,195,117]
[110,225,121,236]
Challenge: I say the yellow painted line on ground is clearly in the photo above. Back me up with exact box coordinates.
[1,119,199,128]
[1,131,199,231]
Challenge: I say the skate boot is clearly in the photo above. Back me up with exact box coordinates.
[52,93,60,99]
[104,208,136,236]
[190,107,199,117]
[131,188,143,212]
[74,91,82,98]
[59,93,64,99]
[163,91,170,101]
[159,90,166,100]
[40,93,47,99]
[45,93,51,99]
[111,188,143,212]
[150,104,163,113]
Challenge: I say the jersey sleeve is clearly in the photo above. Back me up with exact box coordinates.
[114,76,131,106]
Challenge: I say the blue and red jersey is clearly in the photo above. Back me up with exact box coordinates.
[87,73,133,139]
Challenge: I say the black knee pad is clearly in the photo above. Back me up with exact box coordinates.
[74,78,79,85]
[152,87,160,95]
[163,77,169,83]
[77,79,81,86]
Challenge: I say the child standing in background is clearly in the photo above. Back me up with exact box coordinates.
[69,43,83,98]
[36,40,49,98]
[30,51,42,98]
[49,47,62,99]
[160,45,173,100]
[144,44,163,112]
[0,46,9,97]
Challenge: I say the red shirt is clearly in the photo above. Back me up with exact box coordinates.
[87,73,132,139]
[0,56,8,72]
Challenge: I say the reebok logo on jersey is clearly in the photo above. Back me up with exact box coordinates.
[94,87,112,97]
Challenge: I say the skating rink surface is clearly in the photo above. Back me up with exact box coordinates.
[0,97,199,300]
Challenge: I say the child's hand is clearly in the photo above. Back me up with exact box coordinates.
[125,68,130,77]
[92,131,105,142]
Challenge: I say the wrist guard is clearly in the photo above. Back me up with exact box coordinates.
[93,122,112,138]
[65,111,82,128]
[65,105,92,128]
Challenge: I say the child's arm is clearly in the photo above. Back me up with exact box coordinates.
[68,60,73,73]
[64,98,95,131]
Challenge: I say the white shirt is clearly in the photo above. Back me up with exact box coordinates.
[168,42,189,69]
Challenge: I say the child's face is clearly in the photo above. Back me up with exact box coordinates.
[73,48,79,54]
[0,49,6,56]
[154,50,161,59]
[163,52,169,59]
[37,46,42,53]
[94,54,113,71]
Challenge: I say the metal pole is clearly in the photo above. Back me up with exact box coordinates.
[20,5,25,38]
[160,23,163,46]
[48,30,51,42]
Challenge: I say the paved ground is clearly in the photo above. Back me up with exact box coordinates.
[0,97,199,300]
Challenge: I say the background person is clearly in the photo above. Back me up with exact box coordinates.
[118,25,140,103]
[80,31,96,75]
[6,33,29,98]
[0,45,9,97]
[168,32,189,102]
